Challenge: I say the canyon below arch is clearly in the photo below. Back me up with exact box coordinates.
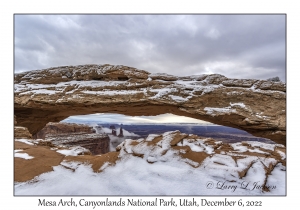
[14,64,286,145]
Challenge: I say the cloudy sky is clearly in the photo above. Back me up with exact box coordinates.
[62,113,212,125]
[14,14,286,124]
[15,14,286,81]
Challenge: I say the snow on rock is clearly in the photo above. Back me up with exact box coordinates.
[145,134,160,141]
[149,73,178,81]
[15,139,34,145]
[265,163,286,194]
[231,142,248,152]
[56,146,90,156]
[244,141,283,151]
[14,131,285,195]
[204,106,236,116]
[14,149,23,153]
[230,102,246,108]
[169,95,188,102]
[114,131,285,195]
[82,90,141,96]
[204,102,248,116]
[14,64,286,145]
[276,150,286,160]
[95,126,139,137]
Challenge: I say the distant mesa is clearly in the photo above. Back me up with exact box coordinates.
[33,122,94,139]
[14,64,286,145]
[109,125,116,130]
[33,122,110,155]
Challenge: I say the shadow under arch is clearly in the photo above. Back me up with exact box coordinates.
[15,102,284,145]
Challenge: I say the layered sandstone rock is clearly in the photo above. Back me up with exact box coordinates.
[14,126,32,139]
[14,64,286,144]
[34,122,95,139]
[47,133,110,155]
[33,122,110,155]
[14,115,32,139]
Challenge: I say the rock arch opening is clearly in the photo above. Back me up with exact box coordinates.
[14,64,286,145]
[15,101,285,145]
[31,113,276,156]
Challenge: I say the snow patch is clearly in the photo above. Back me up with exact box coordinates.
[204,102,247,116]
[204,107,235,116]
[145,134,160,142]
[276,150,286,160]
[15,139,34,145]
[56,146,90,156]
[169,95,188,102]
[15,152,34,160]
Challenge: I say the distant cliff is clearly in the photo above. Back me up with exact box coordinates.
[34,122,110,155]
[33,122,95,139]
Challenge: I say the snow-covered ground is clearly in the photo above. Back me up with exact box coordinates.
[13,155,284,195]
[14,131,286,196]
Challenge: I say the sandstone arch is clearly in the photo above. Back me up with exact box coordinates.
[14,64,286,145]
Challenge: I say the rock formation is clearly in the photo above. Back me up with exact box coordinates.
[110,125,117,136]
[14,130,285,194]
[14,115,32,139]
[115,130,286,192]
[34,122,95,139]
[33,122,110,155]
[14,64,286,145]
[118,127,124,137]
[14,126,32,139]
[47,133,110,155]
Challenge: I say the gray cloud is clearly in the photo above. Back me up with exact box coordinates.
[14,14,286,81]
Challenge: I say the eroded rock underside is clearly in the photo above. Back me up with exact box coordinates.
[14,64,286,145]
[14,131,286,194]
